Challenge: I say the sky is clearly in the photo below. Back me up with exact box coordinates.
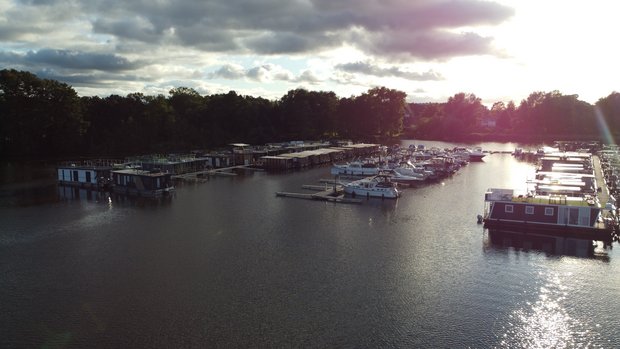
[1,0,619,105]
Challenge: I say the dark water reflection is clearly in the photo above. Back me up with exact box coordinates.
[485,229,610,261]
[2,142,620,348]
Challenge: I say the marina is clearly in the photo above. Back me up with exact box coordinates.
[4,140,620,348]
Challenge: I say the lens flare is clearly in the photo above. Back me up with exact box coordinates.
[594,106,614,145]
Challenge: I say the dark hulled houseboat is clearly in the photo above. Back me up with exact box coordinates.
[483,151,617,242]
[111,168,174,197]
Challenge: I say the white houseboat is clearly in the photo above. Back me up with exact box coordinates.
[57,162,114,190]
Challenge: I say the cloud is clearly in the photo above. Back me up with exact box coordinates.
[208,64,246,80]
[0,49,141,76]
[0,0,514,97]
[294,70,321,84]
[208,63,310,83]
[23,49,140,71]
[5,0,513,59]
[335,61,443,80]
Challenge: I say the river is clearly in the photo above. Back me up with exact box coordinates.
[1,141,619,348]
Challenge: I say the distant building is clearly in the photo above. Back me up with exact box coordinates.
[480,117,497,129]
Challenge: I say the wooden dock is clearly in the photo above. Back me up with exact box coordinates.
[276,185,362,204]
[592,155,610,207]
[172,165,264,181]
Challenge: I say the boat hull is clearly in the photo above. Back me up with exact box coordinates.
[484,218,613,242]
[331,166,379,176]
[344,186,399,199]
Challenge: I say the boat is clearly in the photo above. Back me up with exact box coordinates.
[468,147,486,161]
[111,168,175,197]
[482,188,614,241]
[344,174,400,199]
[380,169,426,186]
[56,159,121,190]
[390,161,432,181]
[331,161,380,176]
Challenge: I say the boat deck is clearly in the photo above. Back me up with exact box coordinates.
[509,195,596,207]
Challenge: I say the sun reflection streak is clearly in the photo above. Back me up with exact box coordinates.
[594,106,615,145]
[496,271,599,348]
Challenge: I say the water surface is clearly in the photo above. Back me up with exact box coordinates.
[2,142,619,348]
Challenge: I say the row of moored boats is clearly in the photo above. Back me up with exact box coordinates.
[331,145,486,199]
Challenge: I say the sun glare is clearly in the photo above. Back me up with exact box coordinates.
[594,106,615,145]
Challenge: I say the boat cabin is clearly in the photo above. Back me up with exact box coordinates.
[112,169,174,197]
[57,164,112,190]
[484,188,601,230]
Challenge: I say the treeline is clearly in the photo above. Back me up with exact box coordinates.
[408,91,620,142]
[2,69,620,159]
[0,70,406,158]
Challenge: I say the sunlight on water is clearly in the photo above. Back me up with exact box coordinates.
[497,271,600,348]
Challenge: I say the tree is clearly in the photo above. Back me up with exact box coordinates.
[0,69,85,157]
[364,87,407,137]
[595,92,620,140]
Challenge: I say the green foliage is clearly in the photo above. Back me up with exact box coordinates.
[0,69,84,157]
[3,69,620,159]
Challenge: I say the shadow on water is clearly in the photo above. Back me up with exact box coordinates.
[57,185,175,208]
[483,229,610,262]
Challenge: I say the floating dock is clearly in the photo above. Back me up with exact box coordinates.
[276,185,362,204]
[172,165,264,181]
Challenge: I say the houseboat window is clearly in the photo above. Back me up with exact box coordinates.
[86,171,91,183]
[505,205,514,213]
[545,207,554,216]
[569,207,579,225]
[525,206,534,215]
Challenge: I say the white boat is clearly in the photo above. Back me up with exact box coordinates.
[391,161,432,180]
[469,147,486,161]
[331,161,380,176]
[344,174,400,199]
[380,169,426,186]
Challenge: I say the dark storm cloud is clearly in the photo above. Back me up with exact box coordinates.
[77,0,512,59]
[2,0,515,95]
[24,49,140,71]
[335,61,443,80]
[4,0,514,60]
[35,69,117,86]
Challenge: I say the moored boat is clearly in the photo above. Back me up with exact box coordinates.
[469,147,486,161]
[112,168,175,197]
[380,169,426,186]
[482,188,614,241]
[331,161,380,176]
[344,174,400,199]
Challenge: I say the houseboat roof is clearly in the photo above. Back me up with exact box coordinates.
[536,171,595,178]
[485,188,598,207]
[112,169,170,177]
[57,164,113,171]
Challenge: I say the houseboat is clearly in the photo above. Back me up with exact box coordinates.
[344,174,400,199]
[111,168,174,197]
[57,161,116,190]
[482,188,615,242]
